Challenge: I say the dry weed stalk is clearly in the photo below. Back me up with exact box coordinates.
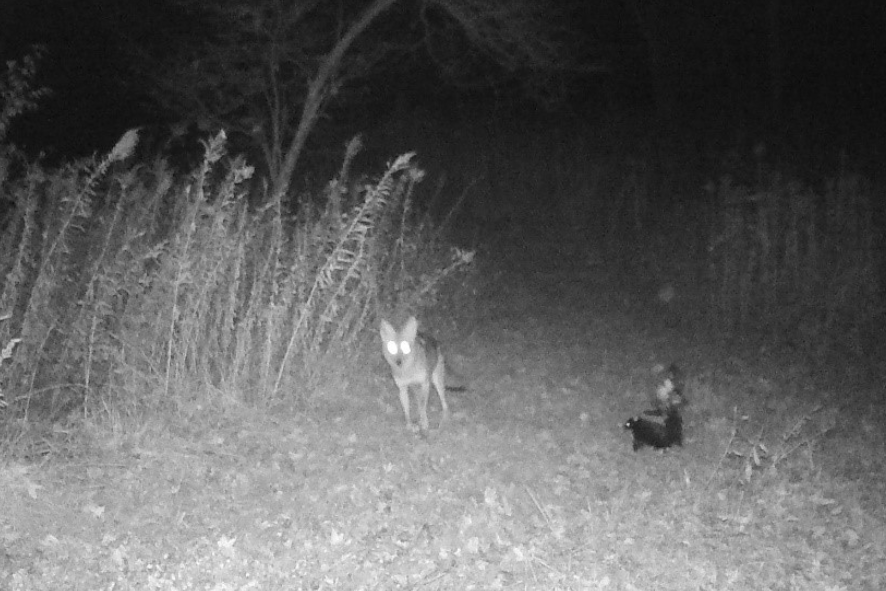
[725,404,834,484]
[1,109,472,428]
[273,150,420,395]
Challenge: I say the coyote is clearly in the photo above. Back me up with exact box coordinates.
[379,316,452,435]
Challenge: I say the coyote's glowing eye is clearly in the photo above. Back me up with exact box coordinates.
[400,341,411,355]
[385,341,398,356]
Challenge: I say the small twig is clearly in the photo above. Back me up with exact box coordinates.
[525,485,553,530]
[414,564,453,589]
[702,406,740,492]
[774,425,832,467]
[15,383,87,401]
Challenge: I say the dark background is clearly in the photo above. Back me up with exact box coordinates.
[1,0,885,160]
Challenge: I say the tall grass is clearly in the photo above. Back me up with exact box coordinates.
[3,53,883,443]
[0,59,474,434]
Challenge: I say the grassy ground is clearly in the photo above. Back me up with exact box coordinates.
[2,231,884,590]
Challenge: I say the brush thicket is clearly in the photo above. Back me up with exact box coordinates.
[1,103,472,432]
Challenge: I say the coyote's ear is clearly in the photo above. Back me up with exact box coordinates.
[379,319,395,341]
[403,316,418,340]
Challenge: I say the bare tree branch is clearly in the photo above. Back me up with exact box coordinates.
[424,0,563,73]
[271,0,401,199]
[129,0,596,200]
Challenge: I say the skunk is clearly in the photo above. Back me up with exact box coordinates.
[645,363,686,417]
[623,363,686,451]
[624,410,683,451]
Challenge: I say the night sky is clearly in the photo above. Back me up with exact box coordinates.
[2,0,885,159]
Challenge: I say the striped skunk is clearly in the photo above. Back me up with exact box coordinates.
[624,411,682,451]
[623,364,686,451]
[646,363,685,417]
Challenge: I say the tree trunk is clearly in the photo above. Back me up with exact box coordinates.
[270,0,401,201]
